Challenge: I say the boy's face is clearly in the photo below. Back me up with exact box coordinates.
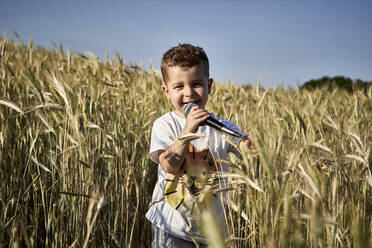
[162,64,213,118]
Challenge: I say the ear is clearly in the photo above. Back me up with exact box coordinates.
[162,84,170,99]
[208,78,213,94]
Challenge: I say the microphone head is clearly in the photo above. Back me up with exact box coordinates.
[183,103,199,118]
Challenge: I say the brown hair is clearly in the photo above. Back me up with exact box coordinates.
[161,44,209,83]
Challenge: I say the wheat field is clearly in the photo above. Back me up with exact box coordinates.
[0,37,371,247]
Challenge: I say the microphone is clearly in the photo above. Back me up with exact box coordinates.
[183,103,248,139]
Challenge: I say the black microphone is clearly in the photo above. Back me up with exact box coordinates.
[183,103,247,139]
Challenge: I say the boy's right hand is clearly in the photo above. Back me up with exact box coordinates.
[182,105,210,134]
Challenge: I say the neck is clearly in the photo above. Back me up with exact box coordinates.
[174,109,186,119]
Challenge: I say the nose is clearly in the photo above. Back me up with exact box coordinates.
[183,85,194,97]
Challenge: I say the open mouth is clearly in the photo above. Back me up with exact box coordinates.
[183,100,200,106]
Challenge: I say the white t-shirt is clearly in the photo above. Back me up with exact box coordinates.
[146,111,245,242]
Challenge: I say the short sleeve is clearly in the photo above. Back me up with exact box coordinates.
[149,118,177,164]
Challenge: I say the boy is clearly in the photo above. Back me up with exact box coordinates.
[146,44,252,247]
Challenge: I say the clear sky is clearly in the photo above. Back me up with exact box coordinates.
[1,0,371,88]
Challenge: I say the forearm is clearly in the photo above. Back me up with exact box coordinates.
[159,137,189,175]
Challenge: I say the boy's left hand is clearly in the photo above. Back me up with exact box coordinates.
[239,137,255,154]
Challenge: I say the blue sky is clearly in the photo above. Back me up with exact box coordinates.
[1,0,371,88]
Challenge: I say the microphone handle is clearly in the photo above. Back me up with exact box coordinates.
[220,126,248,139]
[204,118,247,139]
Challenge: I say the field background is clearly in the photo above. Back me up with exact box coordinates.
[0,37,371,247]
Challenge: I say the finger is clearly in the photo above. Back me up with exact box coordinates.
[191,111,209,121]
[189,108,206,116]
[195,113,210,125]
[248,140,253,149]
[189,109,208,118]
[189,105,200,113]
[199,112,210,121]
